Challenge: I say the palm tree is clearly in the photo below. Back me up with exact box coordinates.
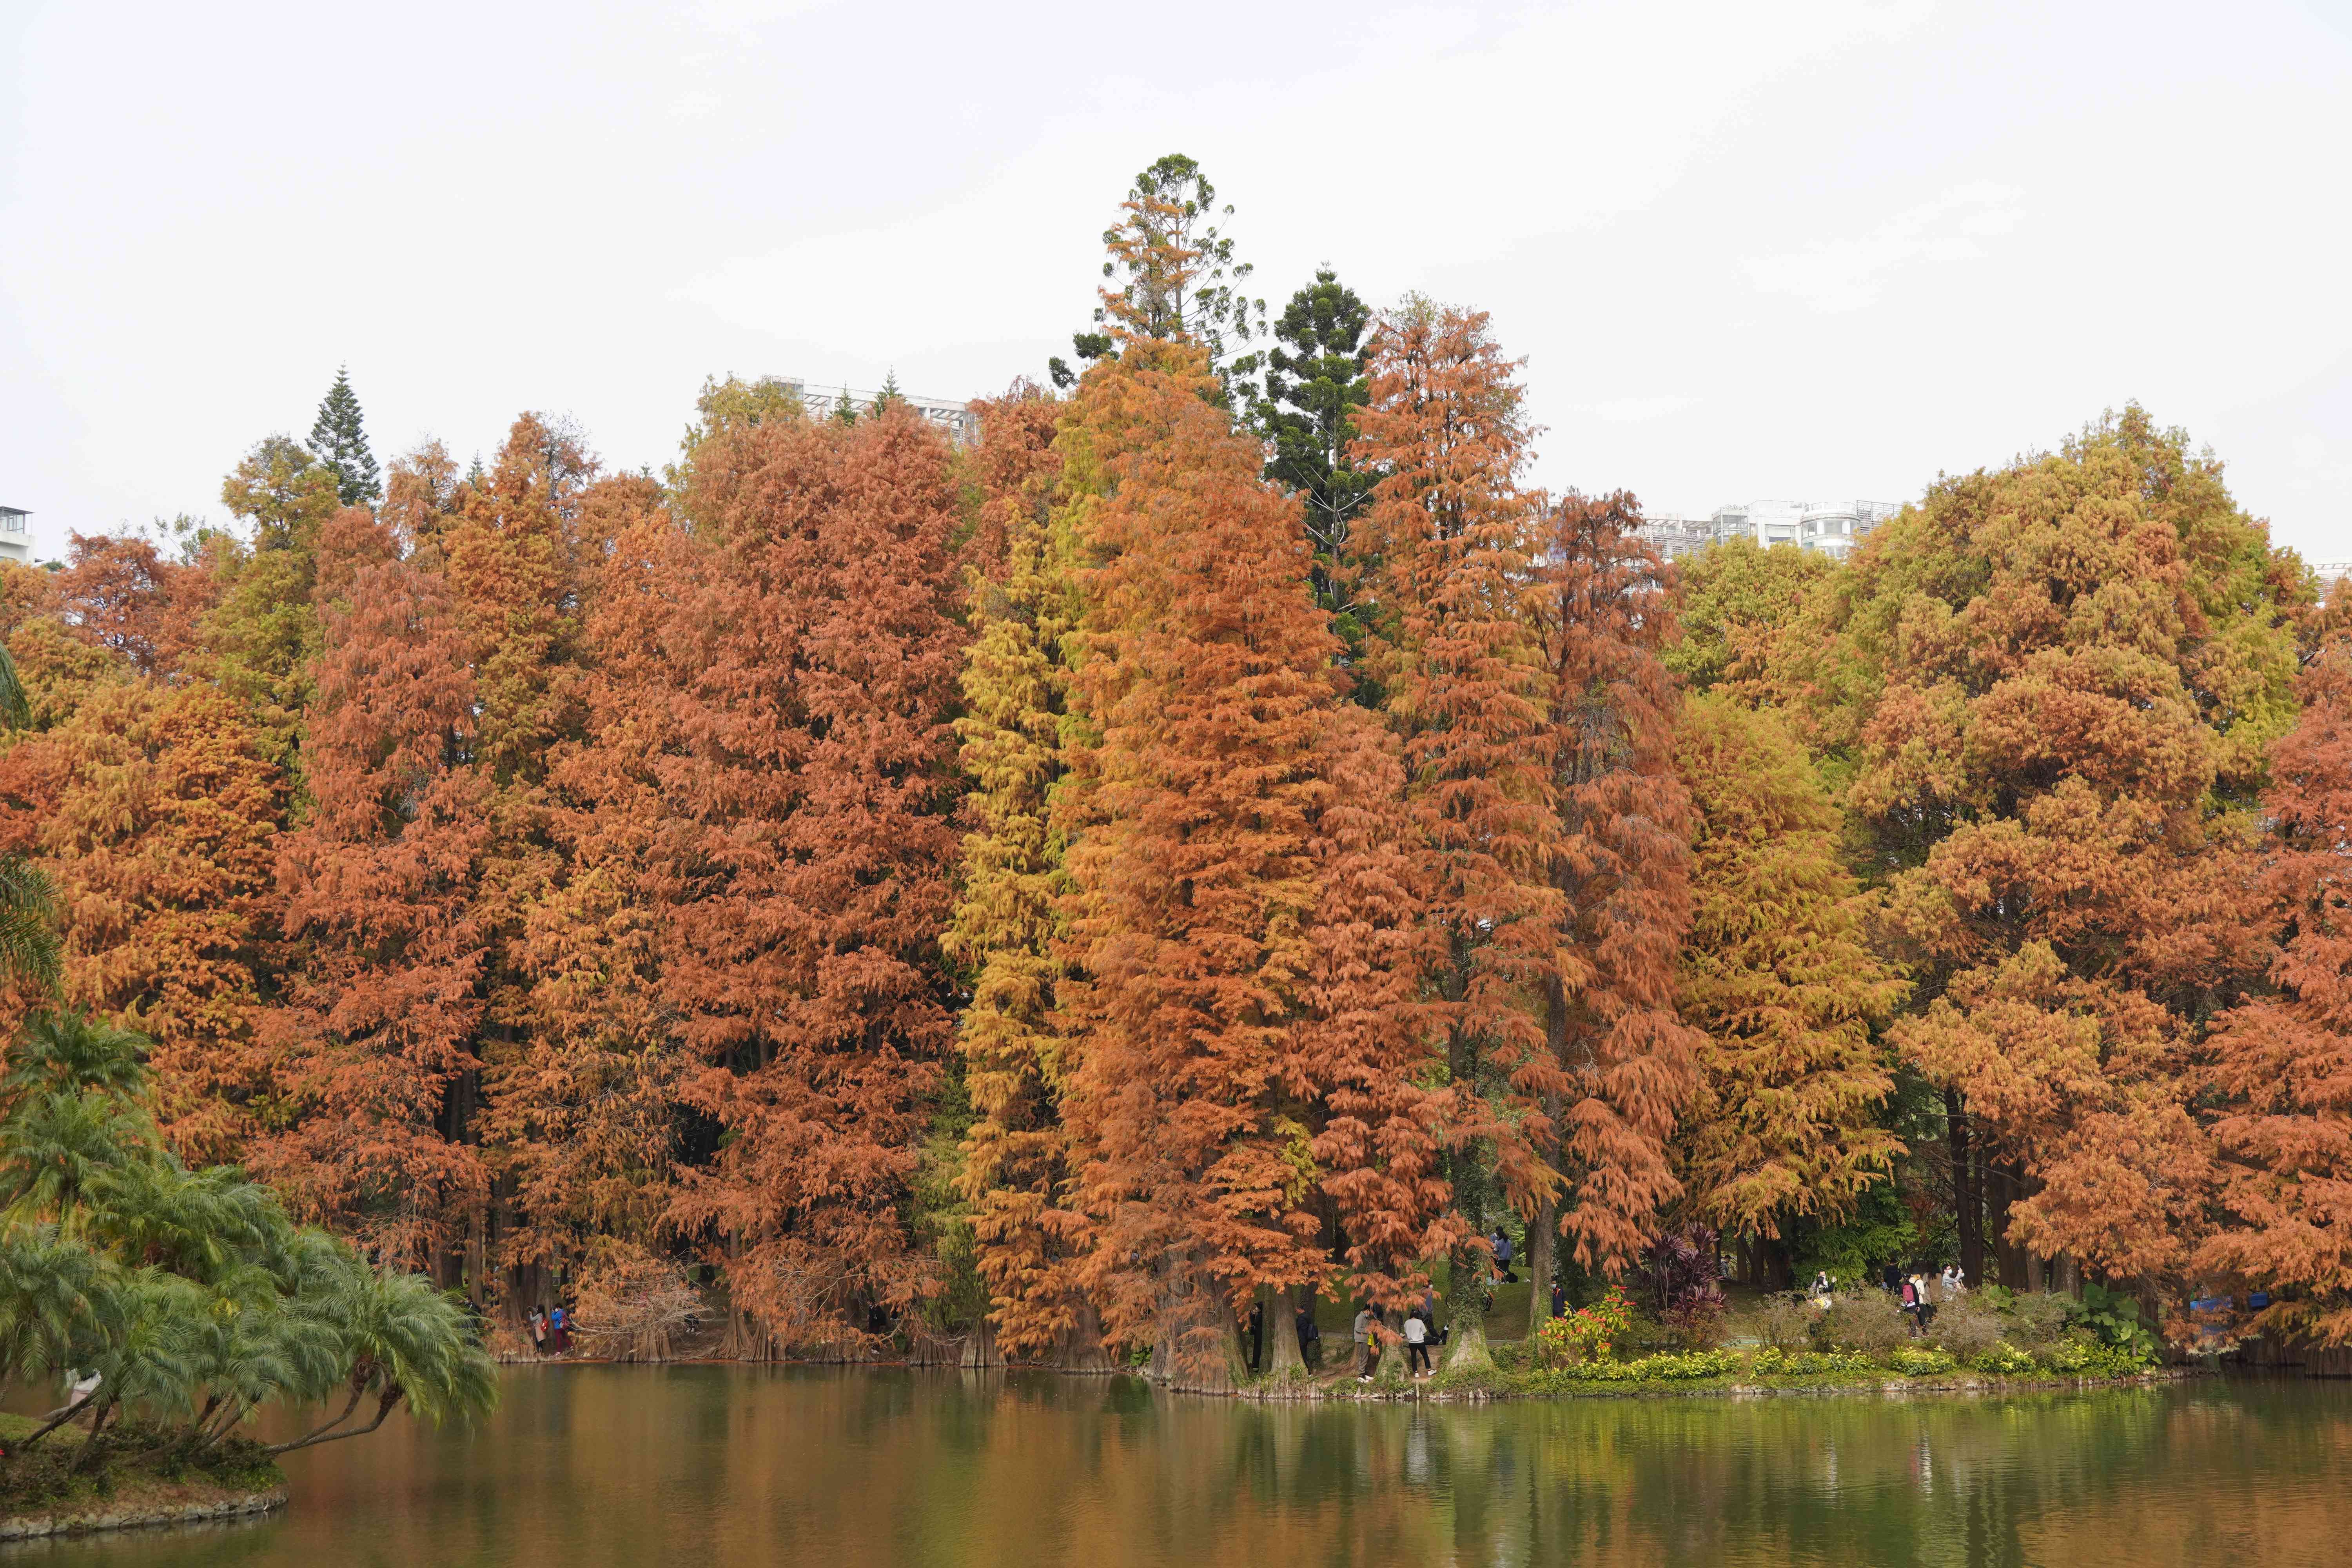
[266,1259,496,1454]
[2,1012,151,1116]
[0,1089,154,1237]
[0,645,58,994]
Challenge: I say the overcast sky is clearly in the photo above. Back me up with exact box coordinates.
[4,0,2348,566]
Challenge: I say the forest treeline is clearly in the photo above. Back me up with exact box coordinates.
[2,157,2347,1385]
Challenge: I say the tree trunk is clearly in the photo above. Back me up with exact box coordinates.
[1152,1257,1247,1393]
[959,1316,1002,1370]
[2056,1252,2082,1299]
[1947,1088,1984,1288]
[1374,1314,1407,1383]
[69,1395,116,1474]
[1989,1159,2029,1289]
[1055,1299,1119,1375]
[1258,1284,1306,1385]
[1527,1191,1558,1339]
[1443,1239,1495,1374]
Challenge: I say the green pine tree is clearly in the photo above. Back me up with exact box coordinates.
[1258,267,1373,646]
[307,365,382,506]
[868,369,905,419]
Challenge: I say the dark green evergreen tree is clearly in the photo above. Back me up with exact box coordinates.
[306,365,382,507]
[1259,268,1374,644]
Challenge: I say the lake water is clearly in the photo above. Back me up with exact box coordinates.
[24,1367,2352,1566]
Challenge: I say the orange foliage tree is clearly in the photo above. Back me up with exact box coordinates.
[650,404,969,1356]
[258,508,490,1274]
[1791,409,2300,1293]
[2199,608,2352,1339]
[0,677,284,1165]
[1351,296,1555,1365]
[1526,492,1702,1313]
[1054,188,1451,1388]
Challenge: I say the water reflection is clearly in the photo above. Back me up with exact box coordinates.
[16,1370,2352,1567]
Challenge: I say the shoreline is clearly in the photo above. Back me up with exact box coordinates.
[489,1350,2205,1403]
[0,1477,286,1543]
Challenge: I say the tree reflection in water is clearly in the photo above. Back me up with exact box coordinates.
[33,1369,2352,1568]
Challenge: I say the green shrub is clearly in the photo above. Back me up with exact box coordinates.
[2073,1282,2160,1361]
[1552,1348,1736,1382]
[1972,1342,2037,1376]
[1748,1347,1879,1377]
[2038,1332,2152,1377]
[1889,1347,1957,1377]
[2002,1290,2072,1347]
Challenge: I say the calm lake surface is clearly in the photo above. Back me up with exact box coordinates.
[24,1367,2352,1566]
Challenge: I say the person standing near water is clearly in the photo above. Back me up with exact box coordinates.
[529,1306,548,1356]
[1296,1303,1322,1370]
[1404,1312,1432,1376]
[1352,1305,1376,1381]
[550,1304,569,1355]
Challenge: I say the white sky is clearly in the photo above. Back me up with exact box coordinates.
[5,0,2348,566]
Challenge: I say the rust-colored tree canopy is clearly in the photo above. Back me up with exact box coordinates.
[4,166,2343,1369]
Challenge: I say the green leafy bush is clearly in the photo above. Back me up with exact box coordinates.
[1972,1342,2037,1375]
[2000,1289,2072,1348]
[0,1011,497,1493]
[2071,1282,2159,1361]
[1550,1349,1737,1382]
[1889,1347,1956,1377]
[1748,1347,1879,1377]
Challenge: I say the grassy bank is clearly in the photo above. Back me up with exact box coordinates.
[0,1412,286,1539]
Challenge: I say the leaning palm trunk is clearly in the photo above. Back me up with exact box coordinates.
[267,1388,405,1456]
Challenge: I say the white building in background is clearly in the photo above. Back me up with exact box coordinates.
[2315,560,2349,590]
[767,377,980,447]
[0,508,29,566]
[1639,498,1901,563]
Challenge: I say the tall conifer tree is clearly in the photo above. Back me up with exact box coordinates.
[2200,617,2352,1339]
[1673,692,1904,1273]
[1259,269,1374,645]
[1352,297,1556,1368]
[1523,492,1702,1320]
[308,366,383,507]
[260,508,490,1272]
[946,386,1109,1366]
[1050,184,1449,1389]
[653,404,969,1355]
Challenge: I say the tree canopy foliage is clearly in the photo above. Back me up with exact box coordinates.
[0,157,2344,1378]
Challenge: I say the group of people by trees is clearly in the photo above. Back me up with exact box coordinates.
[0,154,2345,1393]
